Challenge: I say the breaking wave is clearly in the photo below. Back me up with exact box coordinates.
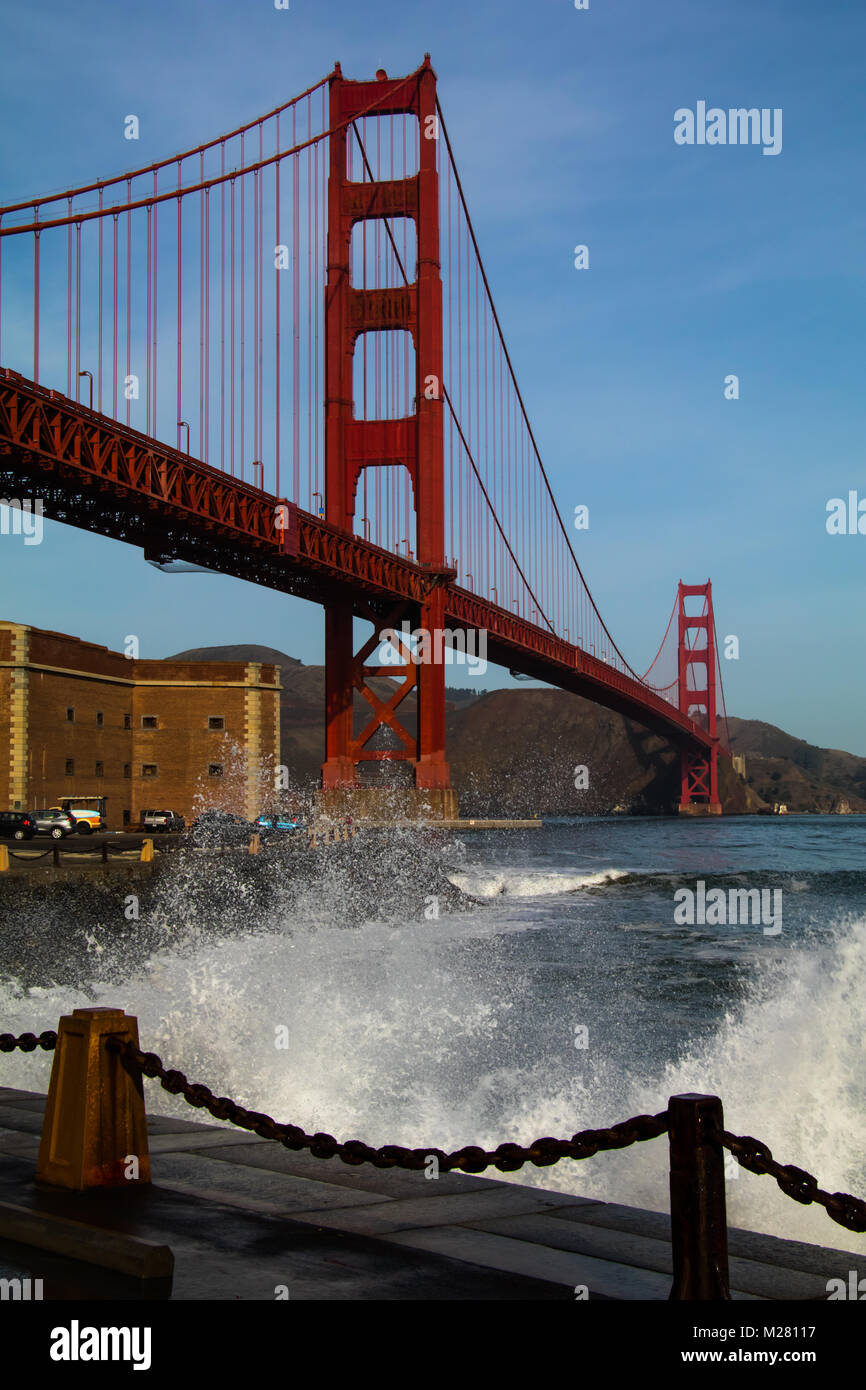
[1,833,864,1256]
[447,867,629,899]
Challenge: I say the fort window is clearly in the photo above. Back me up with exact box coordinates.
[65,759,74,775]
[123,764,131,778]
[124,714,132,729]
[96,711,104,727]
[65,708,74,722]
[141,716,158,730]
[95,761,104,776]
[141,763,158,778]
[208,763,224,778]
[208,716,225,730]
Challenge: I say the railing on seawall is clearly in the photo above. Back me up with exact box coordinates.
[2,1010,865,1300]
[0,823,358,872]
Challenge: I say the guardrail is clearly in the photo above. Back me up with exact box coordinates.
[0,824,357,871]
[2,1009,865,1300]
[0,840,143,867]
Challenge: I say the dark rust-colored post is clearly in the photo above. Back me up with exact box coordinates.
[668,1093,730,1299]
[37,1007,151,1189]
[52,844,60,866]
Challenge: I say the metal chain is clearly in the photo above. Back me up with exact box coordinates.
[108,1037,668,1173]
[721,1129,866,1234]
[0,1031,58,1052]
[2,1028,864,1229]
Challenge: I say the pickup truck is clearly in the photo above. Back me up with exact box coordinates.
[141,809,186,833]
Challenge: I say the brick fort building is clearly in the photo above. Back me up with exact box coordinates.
[0,621,280,827]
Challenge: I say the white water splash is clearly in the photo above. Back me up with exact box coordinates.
[1,888,863,1256]
[447,866,629,899]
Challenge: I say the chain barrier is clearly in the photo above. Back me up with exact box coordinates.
[720,1129,866,1234]
[0,1031,58,1053]
[107,1037,667,1173]
[2,1028,864,1231]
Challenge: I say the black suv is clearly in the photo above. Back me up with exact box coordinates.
[0,811,36,840]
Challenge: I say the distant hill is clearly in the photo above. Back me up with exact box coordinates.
[168,646,864,814]
[726,717,866,813]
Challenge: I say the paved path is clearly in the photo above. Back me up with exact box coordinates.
[0,1086,856,1300]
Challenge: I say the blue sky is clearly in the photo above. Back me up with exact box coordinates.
[1,0,864,753]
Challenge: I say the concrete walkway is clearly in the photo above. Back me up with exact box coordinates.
[0,1086,856,1300]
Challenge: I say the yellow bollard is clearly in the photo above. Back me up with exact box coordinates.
[248,833,261,855]
[0,844,9,871]
[36,1007,151,1190]
[140,838,154,862]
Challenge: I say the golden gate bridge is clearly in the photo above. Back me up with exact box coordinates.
[0,56,728,814]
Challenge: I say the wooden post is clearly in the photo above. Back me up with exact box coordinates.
[668,1093,731,1299]
[36,1008,151,1190]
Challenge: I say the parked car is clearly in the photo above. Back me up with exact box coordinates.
[49,805,102,834]
[142,809,186,833]
[0,810,36,840]
[189,810,251,846]
[255,813,304,834]
[32,809,77,839]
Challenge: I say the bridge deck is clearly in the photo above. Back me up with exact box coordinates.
[0,368,716,753]
[0,1087,851,1300]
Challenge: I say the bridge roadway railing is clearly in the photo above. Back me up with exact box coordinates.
[1,1014,863,1299]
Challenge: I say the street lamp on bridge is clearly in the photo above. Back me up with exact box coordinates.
[77,370,93,409]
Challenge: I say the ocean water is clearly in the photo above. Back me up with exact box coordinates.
[1,813,864,1255]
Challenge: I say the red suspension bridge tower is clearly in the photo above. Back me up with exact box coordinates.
[677,581,722,815]
[320,57,457,816]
